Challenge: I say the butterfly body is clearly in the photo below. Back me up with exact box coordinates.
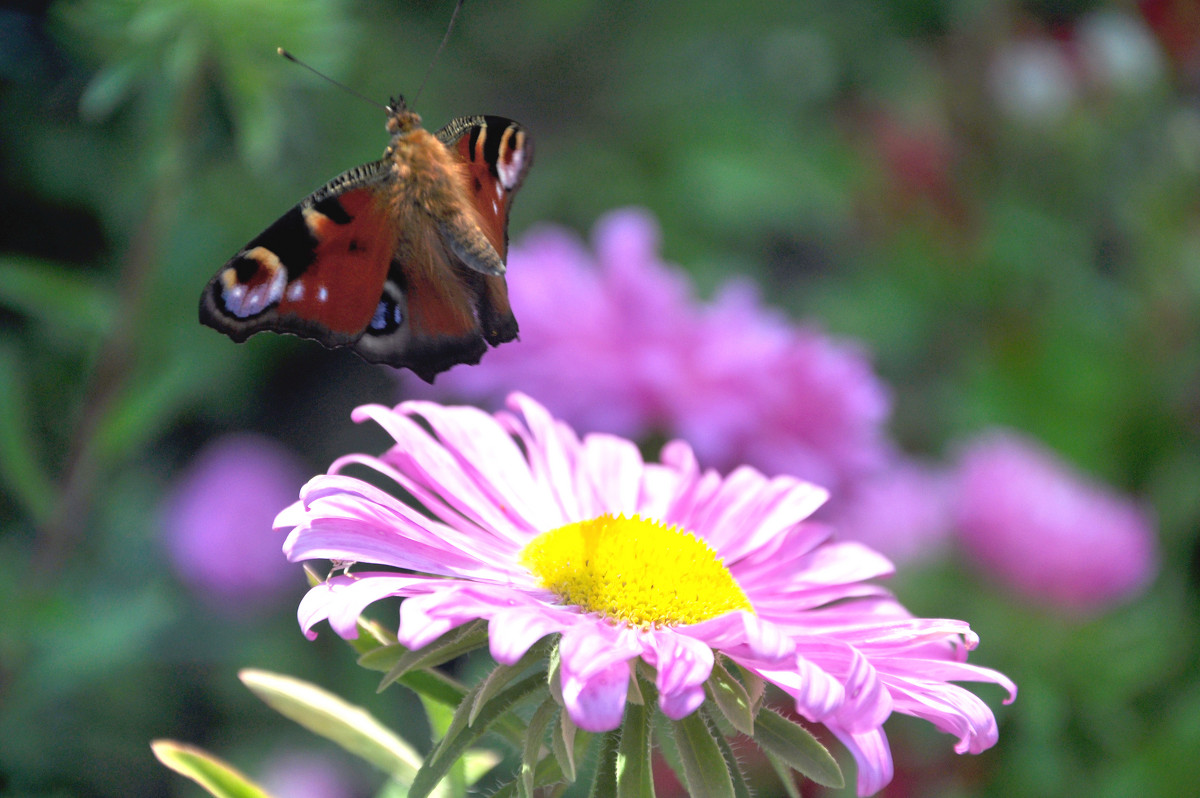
[200,97,531,382]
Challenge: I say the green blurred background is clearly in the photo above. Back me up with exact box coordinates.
[1,0,1198,795]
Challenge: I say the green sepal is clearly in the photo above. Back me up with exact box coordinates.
[151,740,271,798]
[377,620,490,691]
[546,644,564,705]
[470,640,552,725]
[668,709,735,798]
[739,665,765,713]
[408,672,546,798]
[520,698,560,798]
[238,669,420,781]
[752,706,843,788]
[349,616,399,654]
[551,705,579,782]
[706,656,755,736]
[617,685,655,798]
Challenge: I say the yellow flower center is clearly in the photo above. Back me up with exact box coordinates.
[519,513,753,628]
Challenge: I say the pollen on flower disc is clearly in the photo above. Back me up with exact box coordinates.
[519,513,752,627]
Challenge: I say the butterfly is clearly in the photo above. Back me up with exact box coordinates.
[199,96,532,382]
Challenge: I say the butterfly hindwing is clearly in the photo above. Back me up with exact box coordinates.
[436,114,532,259]
[352,114,532,377]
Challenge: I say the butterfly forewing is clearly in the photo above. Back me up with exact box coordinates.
[200,163,395,345]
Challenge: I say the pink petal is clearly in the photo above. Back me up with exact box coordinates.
[578,433,647,517]
[683,611,794,666]
[752,657,845,722]
[488,606,574,665]
[643,630,714,719]
[502,393,587,523]
[397,583,542,650]
[828,725,894,797]
[297,573,431,640]
[561,657,631,733]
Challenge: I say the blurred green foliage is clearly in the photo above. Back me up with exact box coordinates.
[1,0,1198,796]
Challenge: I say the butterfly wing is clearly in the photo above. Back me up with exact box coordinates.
[200,113,532,383]
[350,115,533,379]
[434,115,532,343]
[199,161,396,348]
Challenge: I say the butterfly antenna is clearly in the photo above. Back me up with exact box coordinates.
[277,48,390,112]
[412,0,466,107]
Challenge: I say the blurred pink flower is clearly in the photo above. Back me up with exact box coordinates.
[279,393,1014,795]
[409,208,893,497]
[834,462,953,565]
[952,431,1157,612]
[258,749,359,798]
[162,434,305,611]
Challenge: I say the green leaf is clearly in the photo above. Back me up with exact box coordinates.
[752,707,843,788]
[80,59,143,122]
[94,358,206,461]
[462,748,504,788]
[419,698,469,798]
[0,256,114,336]
[763,750,803,798]
[408,672,546,798]
[0,345,55,523]
[668,710,735,798]
[151,740,271,798]
[238,669,421,781]
[706,657,755,736]
[589,730,621,798]
[520,698,559,798]
[616,691,655,798]
[401,669,470,712]
[378,620,490,691]
[710,715,752,798]
[492,736,582,798]
[358,643,410,673]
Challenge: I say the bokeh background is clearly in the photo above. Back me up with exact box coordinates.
[1,0,1198,795]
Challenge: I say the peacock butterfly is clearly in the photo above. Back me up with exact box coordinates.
[199,95,532,383]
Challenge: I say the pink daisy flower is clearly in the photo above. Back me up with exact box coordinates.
[833,461,954,565]
[279,394,1014,796]
[953,430,1157,612]
[407,209,893,496]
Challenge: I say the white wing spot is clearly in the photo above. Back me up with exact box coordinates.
[498,147,525,189]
